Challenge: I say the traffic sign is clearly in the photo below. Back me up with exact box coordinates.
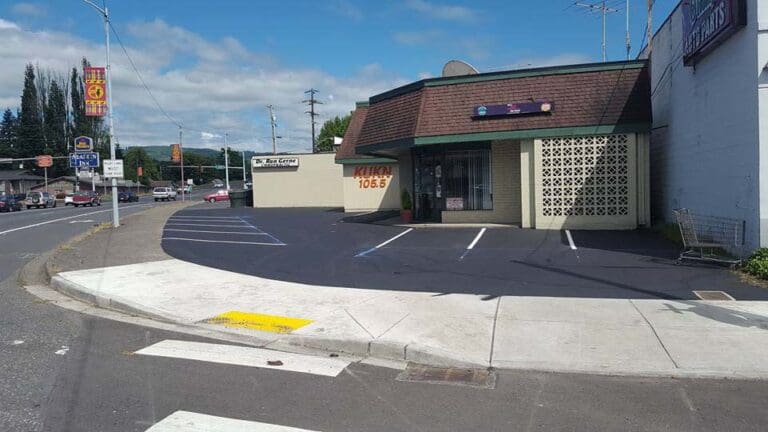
[74,136,94,153]
[36,155,53,168]
[69,152,100,168]
[103,159,124,178]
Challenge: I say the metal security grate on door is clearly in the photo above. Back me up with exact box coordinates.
[534,134,637,229]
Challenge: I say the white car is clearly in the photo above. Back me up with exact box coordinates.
[64,193,74,206]
[152,187,178,202]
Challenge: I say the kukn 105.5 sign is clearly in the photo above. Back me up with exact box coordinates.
[682,0,746,65]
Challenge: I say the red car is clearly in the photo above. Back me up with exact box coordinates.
[72,192,101,207]
[204,190,229,203]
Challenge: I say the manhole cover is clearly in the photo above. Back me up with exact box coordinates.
[396,364,496,389]
[693,290,735,301]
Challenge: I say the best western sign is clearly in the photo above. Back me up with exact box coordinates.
[683,0,746,66]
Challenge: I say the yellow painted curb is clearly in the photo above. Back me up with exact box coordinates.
[202,311,313,334]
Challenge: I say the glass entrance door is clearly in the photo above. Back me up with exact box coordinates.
[414,152,442,222]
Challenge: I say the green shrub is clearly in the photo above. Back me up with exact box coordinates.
[743,248,768,279]
[400,188,412,210]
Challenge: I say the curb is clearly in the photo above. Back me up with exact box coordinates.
[40,271,768,379]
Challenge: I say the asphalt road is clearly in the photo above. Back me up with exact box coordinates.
[3,197,768,431]
[161,207,768,300]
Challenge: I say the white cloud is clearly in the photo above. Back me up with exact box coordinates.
[0,18,21,31]
[328,0,364,22]
[404,0,478,22]
[392,30,443,45]
[0,19,406,153]
[11,2,46,18]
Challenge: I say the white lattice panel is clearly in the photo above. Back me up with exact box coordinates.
[534,134,637,229]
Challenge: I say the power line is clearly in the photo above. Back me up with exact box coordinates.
[302,89,322,153]
[108,21,181,129]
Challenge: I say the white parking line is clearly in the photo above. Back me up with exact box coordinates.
[162,237,285,246]
[163,228,269,235]
[0,204,152,236]
[460,228,487,260]
[169,215,241,219]
[147,411,321,432]
[565,230,577,250]
[355,228,413,257]
[168,219,247,223]
[165,223,249,228]
[467,228,487,250]
[136,340,349,377]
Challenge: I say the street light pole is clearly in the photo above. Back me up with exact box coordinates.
[224,132,230,191]
[241,150,246,183]
[84,0,119,227]
[267,105,277,155]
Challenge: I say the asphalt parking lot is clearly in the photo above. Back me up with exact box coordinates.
[161,207,768,300]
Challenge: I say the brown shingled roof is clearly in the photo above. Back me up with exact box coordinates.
[354,61,651,151]
[335,106,369,161]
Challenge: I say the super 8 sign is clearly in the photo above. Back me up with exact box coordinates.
[84,67,107,117]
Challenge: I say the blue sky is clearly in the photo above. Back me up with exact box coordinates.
[0,0,679,152]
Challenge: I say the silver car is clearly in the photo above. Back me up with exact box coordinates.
[26,191,57,209]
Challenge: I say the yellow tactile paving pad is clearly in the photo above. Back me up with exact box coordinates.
[202,311,313,334]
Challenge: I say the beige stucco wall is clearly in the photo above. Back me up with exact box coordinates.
[441,140,522,224]
[342,163,400,212]
[251,153,343,207]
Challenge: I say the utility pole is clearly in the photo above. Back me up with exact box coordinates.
[626,0,631,60]
[302,89,322,153]
[575,1,619,62]
[241,150,247,183]
[646,0,653,56]
[224,132,230,191]
[267,104,277,155]
[179,127,185,201]
[83,0,119,226]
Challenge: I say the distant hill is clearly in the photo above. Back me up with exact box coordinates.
[131,146,263,162]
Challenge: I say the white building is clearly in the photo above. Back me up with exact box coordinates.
[649,0,768,252]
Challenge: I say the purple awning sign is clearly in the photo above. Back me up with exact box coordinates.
[473,101,554,118]
[682,0,746,65]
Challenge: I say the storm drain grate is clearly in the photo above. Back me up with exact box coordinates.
[693,290,735,301]
[396,364,496,389]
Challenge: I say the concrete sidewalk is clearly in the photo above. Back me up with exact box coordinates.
[49,258,768,379]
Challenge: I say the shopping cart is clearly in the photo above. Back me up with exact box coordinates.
[673,208,744,266]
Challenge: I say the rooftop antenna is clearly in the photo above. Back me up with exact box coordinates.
[574,1,620,62]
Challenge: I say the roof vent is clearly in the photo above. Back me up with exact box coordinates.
[442,60,479,77]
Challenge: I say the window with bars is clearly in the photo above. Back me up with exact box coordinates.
[443,149,492,211]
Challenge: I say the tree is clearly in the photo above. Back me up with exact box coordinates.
[44,79,69,176]
[0,108,19,162]
[19,64,44,172]
[317,114,351,152]
[123,147,160,185]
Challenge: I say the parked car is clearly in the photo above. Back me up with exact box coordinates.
[72,191,101,207]
[0,195,23,212]
[26,191,56,209]
[204,189,229,203]
[64,193,74,206]
[176,185,192,194]
[118,191,139,202]
[153,187,177,201]
[244,181,253,189]
[212,179,224,188]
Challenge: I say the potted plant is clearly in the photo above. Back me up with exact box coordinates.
[400,188,413,223]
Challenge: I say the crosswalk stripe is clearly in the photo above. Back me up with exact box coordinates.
[146,411,320,431]
[135,340,349,377]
